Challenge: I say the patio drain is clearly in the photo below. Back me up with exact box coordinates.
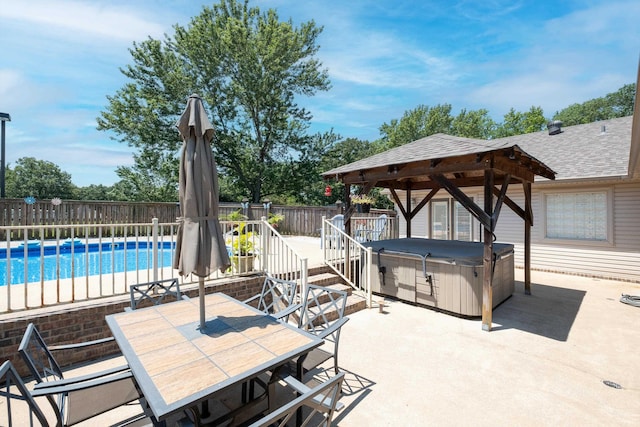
[603,380,622,389]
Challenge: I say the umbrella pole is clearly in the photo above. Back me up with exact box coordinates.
[199,276,211,420]
[199,277,206,330]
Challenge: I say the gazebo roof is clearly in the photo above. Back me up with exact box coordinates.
[322,133,556,190]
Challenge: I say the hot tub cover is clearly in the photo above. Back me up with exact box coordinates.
[361,238,514,267]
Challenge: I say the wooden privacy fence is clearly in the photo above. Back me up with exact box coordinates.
[0,199,394,239]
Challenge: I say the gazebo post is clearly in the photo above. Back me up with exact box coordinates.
[405,184,412,238]
[524,182,532,295]
[482,169,494,332]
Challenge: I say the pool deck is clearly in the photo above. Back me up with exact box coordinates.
[5,236,640,425]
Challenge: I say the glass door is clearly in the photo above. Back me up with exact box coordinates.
[431,200,449,239]
[453,200,473,241]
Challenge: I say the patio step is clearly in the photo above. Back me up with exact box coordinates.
[307,272,348,288]
[297,271,368,323]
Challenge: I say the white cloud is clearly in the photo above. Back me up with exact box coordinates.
[453,0,524,21]
[463,1,640,118]
[0,0,165,42]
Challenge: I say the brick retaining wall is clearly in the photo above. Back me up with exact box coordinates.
[0,276,264,379]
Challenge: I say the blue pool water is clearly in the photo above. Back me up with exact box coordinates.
[0,241,175,286]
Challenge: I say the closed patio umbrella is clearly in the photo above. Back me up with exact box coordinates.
[173,94,231,330]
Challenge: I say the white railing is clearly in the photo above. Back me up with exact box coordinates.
[0,218,308,313]
[259,219,309,300]
[321,216,373,308]
[350,215,398,241]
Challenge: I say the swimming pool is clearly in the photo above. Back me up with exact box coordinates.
[0,241,175,286]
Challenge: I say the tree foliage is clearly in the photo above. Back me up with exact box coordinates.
[73,184,116,201]
[6,157,75,199]
[379,104,454,148]
[451,108,496,139]
[378,104,499,147]
[493,106,547,138]
[553,83,636,126]
[97,0,331,203]
[319,137,384,204]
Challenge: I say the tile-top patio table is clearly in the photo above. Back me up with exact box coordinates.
[106,292,322,423]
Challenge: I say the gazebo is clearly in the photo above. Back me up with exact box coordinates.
[323,134,556,331]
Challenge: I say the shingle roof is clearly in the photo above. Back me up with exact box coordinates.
[323,116,633,182]
[323,134,516,176]
[498,116,632,180]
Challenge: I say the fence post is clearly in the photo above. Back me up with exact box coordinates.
[152,218,159,281]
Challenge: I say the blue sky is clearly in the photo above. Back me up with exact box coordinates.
[1,0,638,187]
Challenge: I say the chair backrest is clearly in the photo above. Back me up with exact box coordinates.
[372,214,388,240]
[18,323,64,384]
[129,278,182,310]
[255,276,298,316]
[299,285,348,343]
[0,360,50,427]
[330,214,344,231]
[248,372,345,427]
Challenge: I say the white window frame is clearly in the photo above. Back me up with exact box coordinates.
[542,188,613,246]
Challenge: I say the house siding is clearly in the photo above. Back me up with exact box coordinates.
[392,179,640,283]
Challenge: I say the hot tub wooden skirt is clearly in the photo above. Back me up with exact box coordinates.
[367,239,515,317]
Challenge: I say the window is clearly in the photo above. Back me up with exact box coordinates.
[454,201,473,241]
[545,191,608,241]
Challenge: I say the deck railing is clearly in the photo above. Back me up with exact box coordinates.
[321,216,373,308]
[0,218,308,313]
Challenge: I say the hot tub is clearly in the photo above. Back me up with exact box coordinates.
[361,238,514,317]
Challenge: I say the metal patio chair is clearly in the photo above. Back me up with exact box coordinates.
[128,278,188,311]
[296,285,349,380]
[243,275,300,403]
[244,275,299,322]
[18,323,141,426]
[0,360,50,427]
[325,214,345,249]
[369,213,388,241]
[248,372,345,427]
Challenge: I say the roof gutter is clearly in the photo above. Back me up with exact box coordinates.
[534,175,635,186]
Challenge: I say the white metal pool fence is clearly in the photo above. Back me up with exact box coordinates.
[0,218,308,312]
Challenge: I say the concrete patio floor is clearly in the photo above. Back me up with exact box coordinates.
[10,236,640,426]
[333,270,640,426]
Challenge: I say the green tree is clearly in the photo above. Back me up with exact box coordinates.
[553,83,636,126]
[98,0,330,203]
[318,137,380,204]
[73,184,114,201]
[6,157,75,199]
[97,37,187,202]
[280,131,341,205]
[378,104,499,148]
[379,104,453,148]
[494,106,547,138]
[451,108,496,139]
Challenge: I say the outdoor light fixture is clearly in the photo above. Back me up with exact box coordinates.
[0,112,11,198]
